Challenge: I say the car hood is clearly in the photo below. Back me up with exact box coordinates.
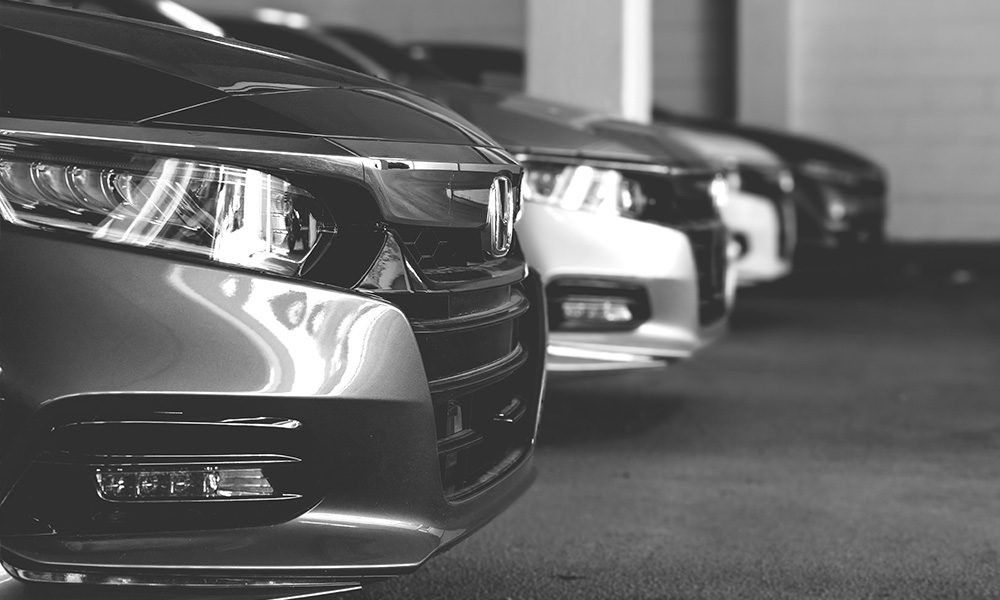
[0,3,501,150]
[660,110,879,171]
[409,80,710,169]
[653,124,785,171]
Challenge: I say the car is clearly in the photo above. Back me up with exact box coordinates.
[659,124,797,284]
[0,2,545,592]
[655,108,888,263]
[408,42,888,263]
[206,14,735,372]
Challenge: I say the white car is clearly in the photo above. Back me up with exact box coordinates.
[662,125,798,285]
[516,156,734,372]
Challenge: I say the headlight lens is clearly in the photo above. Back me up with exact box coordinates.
[0,154,334,276]
[709,173,731,210]
[798,160,859,186]
[521,164,648,219]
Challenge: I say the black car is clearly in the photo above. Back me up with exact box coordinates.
[408,42,889,258]
[0,2,544,592]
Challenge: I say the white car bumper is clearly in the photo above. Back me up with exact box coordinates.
[518,204,726,372]
[722,190,794,285]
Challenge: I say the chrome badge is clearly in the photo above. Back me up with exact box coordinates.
[486,175,515,257]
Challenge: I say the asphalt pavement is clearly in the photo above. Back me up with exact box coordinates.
[356,265,1000,599]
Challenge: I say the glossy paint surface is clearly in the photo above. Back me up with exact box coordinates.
[0,2,498,148]
[517,204,706,371]
[0,233,425,402]
[722,191,793,284]
[0,4,541,590]
[0,233,538,580]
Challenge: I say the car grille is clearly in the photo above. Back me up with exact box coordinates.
[378,230,544,501]
[685,225,729,325]
[775,193,797,259]
[738,167,797,260]
[632,171,729,326]
[394,224,482,270]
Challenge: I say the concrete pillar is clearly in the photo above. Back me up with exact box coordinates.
[737,0,793,128]
[525,0,652,123]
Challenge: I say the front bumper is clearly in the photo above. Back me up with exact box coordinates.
[0,232,541,588]
[722,190,794,285]
[517,204,723,372]
[795,180,887,250]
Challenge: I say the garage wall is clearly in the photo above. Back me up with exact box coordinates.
[787,0,1000,241]
[652,0,735,119]
[183,0,720,117]
[180,0,524,45]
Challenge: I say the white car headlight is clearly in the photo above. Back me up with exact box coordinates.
[709,173,731,210]
[521,164,648,219]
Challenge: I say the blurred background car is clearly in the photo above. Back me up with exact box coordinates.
[408,42,887,267]
[204,11,737,372]
[0,2,545,591]
[649,123,797,285]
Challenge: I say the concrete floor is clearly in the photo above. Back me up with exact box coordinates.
[356,270,1000,599]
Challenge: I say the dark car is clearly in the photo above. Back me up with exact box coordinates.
[206,17,735,370]
[0,2,545,592]
[408,42,889,258]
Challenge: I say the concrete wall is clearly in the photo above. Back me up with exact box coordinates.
[653,0,735,119]
[184,0,722,118]
[180,0,524,45]
[743,0,1000,241]
[793,0,1000,241]
[737,0,792,129]
[525,0,651,121]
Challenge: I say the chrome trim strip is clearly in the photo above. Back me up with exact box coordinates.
[45,453,301,466]
[515,152,708,176]
[546,345,672,371]
[0,553,421,574]
[367,157,518,174]
[3,560,364,590]
[0,129,515,176]
[0,128,367,175]
[55,419,304,430]
[410,291,529,334]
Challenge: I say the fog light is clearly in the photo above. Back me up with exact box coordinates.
[96,466,275,502]
[561,297,633,324]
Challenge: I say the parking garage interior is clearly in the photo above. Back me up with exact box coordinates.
[1,1,999,599]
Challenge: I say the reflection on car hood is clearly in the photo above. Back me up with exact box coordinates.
[660,109,879,171]
[655,124,785,170]
[409,80,711,169]
[0,2,500,148]
[727,123,879,171]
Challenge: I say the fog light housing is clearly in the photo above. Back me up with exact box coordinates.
[96,466,275,502]
[547,278,650,332]
[561,297,633,324]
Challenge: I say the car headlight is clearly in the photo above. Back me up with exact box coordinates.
[0,153,335,276]
[709,173,731,210]
[521,164,648,219]
[798,160,860,186]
